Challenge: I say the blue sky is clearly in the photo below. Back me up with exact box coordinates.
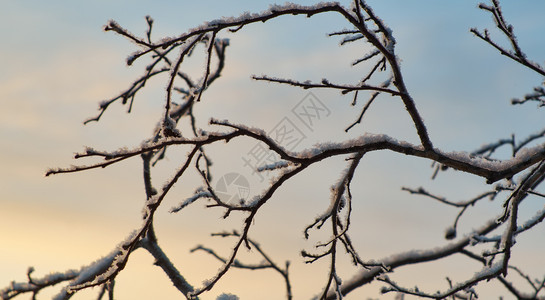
[1,1,545,299]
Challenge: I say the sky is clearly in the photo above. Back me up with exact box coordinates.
[1,1,545,299]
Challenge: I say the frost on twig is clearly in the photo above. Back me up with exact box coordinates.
[8,0,545,299]
[170,188,213,213]
[191,231,293,300]
[0,267,79,300]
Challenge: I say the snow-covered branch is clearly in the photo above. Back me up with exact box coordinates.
[7,0,545,299]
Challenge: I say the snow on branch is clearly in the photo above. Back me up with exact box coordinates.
[0,268,79,300]
[251,75,402,96]
[191,231,293,300]
[170,188,213,213]
[378,261,502,298]
[113,2,346,65]
[49,116,545,185]
[9,0,545,299]
[471,0,545,77]
[326,216,502,299]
